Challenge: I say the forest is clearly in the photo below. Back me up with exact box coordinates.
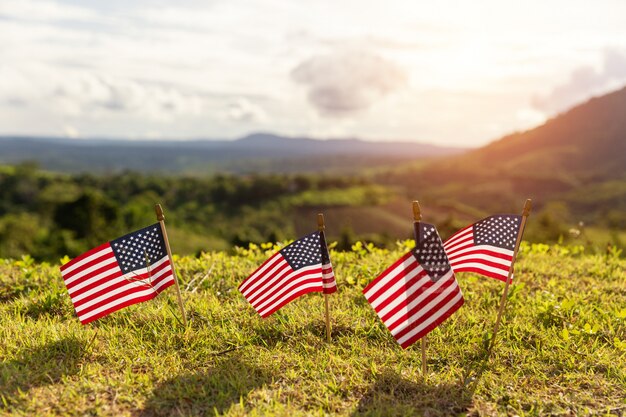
[1,161,623,261]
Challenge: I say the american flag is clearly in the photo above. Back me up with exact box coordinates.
[363,223,464,349]
[239,231,336,318]
[60,224,175,324]
[443,215,522,282]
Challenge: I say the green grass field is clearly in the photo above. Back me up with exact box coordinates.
[1,242,625,416]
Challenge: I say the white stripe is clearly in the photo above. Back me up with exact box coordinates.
[66,261,120,294]
[443,238,476,255]
[71,258,170,303]
[375,274,432,320]
[64,255,117,287]
[62,246,112,276]
[240,256,288,298]
[75,264,172,313]
[78,286,157,321]
[363,255,417,300]
[256,279,324,316]
[242,259,294,302]
[386,270,455,332]
[449,261,509,276]
[446,244,513,260]
[448,252,511,268]
[368,263,423,310]
[322,262,335,285]
[250,265,321,310]
[396,290,464,345]
[77,274,174,321]
[239,252,282,293]
[68,256,168,297]
[443,228,472,250]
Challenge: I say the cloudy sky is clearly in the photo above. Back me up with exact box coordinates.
[1,0,626,146]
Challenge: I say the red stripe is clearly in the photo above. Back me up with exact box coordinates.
[61,243,111,272]
[240,256,289,300]
[443,225,473,246]
[447,248,513,262]
[154,276,175,293]
[259,284,324,318]
[399,297,464,349]
[244,261,291,304]
[251,267,323,310]
[375,269,430,324]
[79,293,158,324]
[373,269,429,320]
[444,236,474,254]
[70,269,123,300]
[76,277,168,319]
[323,286,337,294]
[69,258,170,298]
[256,276,323,313]
[62,251,116,281]
[385,275,456,331]
[393,282,462,341]
[450,266,508,282]
[450,257,510,272]
[238,251,282,291]
[72,261,171,308]
[65,257,119,291]
[362,252,413,296]
[365,254,419,304]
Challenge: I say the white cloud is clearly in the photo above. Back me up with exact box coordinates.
[48,73,212,120]
[63,124,79,138]
[221,98,268,123]
[0,0,626,144]
[0,0,97,22]
[532,49,626,113]
[291,50,407,116]
[516,108,547,127]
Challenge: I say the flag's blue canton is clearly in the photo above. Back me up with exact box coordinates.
[320,231,331,265]
[412,222,451,281]
[474,215,521,250]
[110,223,167,273]
[280,231,322,270]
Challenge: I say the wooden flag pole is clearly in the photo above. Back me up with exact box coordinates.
[318,213,332,343]
[412,201,427,376]
[155,204,188,327]
[489,198,532,352]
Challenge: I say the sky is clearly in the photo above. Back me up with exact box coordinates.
[1,0,626,146]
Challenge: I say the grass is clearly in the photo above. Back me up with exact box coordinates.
[0,242,625,416]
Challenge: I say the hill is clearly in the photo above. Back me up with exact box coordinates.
[367,86,626,231]
[461,86,626,181]
[0,133,466,175]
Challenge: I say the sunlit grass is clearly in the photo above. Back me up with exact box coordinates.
[1,242,624,416]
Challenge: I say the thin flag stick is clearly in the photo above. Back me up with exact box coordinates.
[412,201,427,376]
[489,199,532,352]
[155,204,188,327]
[318,213,332,343]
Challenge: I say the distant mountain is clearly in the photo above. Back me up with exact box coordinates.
[0,133,466,174]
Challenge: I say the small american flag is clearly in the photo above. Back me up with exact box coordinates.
[363,223,464,349]
[443,215,522,282]
[60,224,175,324]
[239,231,336,318]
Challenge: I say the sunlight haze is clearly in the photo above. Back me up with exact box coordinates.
[1,0,626,145]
